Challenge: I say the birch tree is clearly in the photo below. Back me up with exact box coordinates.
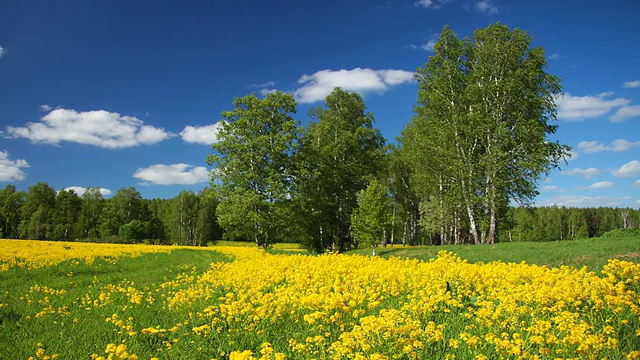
[404,23,569,244]
[297,88,385,252]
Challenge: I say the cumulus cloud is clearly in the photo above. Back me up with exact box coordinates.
[577,139,640,153]
[555,92,630,121]
[0,46,5,58]
[0,150,29,182]
[475,0,498,14]
[64,186,112,197]
[293,68,414,104]
[623,80,640,88]
[612,160,640,177]
[6,108,174,148]
[180,122,223,145]
[610,105,640,122]
[133,163,210,185]
[561,167,602,179]
[634,180,640,187]
[580,181,614,190]
[536,195,631,208]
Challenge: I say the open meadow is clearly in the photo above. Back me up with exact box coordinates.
[1,236,640,359]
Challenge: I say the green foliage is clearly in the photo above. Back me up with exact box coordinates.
[350,178,392,248]
[298,88,386,252]
[402,23,570,245]
[0,185,25,238]
[207,91,301,246]
[52,189,81,240]
[18,182,56,240]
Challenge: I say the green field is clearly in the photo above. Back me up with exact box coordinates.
[1,234,639,359]
[349,234,640,271]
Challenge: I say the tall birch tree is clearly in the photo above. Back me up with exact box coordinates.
[404,23,569,244]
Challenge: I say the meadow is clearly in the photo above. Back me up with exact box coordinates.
[1,237,640,359]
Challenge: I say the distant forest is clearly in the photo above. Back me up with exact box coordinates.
[0,183,637,248]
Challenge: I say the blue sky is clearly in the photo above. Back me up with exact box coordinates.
[1,0,639,207]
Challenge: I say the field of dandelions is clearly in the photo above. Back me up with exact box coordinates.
[1,239,639,360]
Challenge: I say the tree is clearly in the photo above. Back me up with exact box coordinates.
[351,178,392,255]
[0,185,25,239]
[18,182,57,239]
[169,190,200,246]
[207,91,301,247]
[52,189,82,240]
[99,187,143,240]
[196,187,223,245]
[404,23,569,244]
[298,88,386,252]
[387,145,422,246]
[76,187,105,240]
[119,220,147,244]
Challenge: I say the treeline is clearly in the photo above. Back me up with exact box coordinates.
[1,182,637,246]
[508,206,640,242]
[0,183,222,245]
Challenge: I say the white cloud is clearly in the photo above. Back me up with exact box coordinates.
[180,122,223,145]
[293,68,414,104]
[39,105,52,112]
[633,180,640,187]
[475,0,498,14]
[248,81,276,89]
[133,163,210,185]
[415,0,434,6]
[542,185,563,192]
[612,160,640,177]
[64,186,112,197]
[562,167,601,179]
[408,34,439,52]
[580,181,613,190]
[548,53,561,60]
[537,195,631,208]
[623,80,640,88]
[577,139,640,153]
[259,88,278,96]
[6,108,174,148]
[0,150,29,182]
[610,105,640,122]
[555,92,630,121]
[0,46,5,58]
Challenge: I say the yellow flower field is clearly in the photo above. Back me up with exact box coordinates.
[0,239,215,271]
[1,239,639,359]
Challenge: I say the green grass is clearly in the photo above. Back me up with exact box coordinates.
[0,249,230,359]
[350,234,640,271]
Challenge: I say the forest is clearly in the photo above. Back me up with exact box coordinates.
[2,24,638,250]
[0,182,638,248]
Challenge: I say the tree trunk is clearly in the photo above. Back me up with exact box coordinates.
[467,205,480,245]
[390,202,396,246]
[487,204,496,244]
